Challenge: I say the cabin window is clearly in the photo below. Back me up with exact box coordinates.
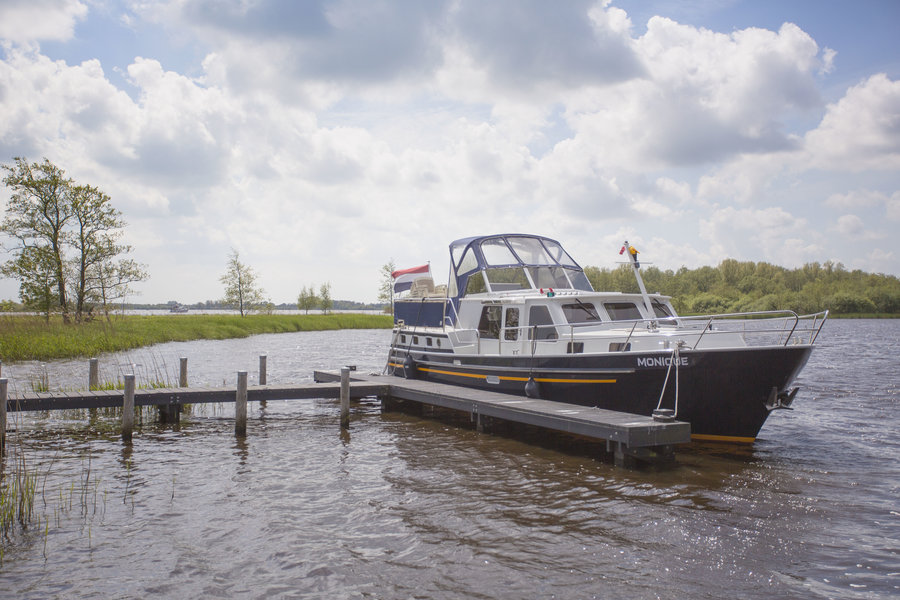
[567,342,584,353]
[465,271,487,295]
[478,305,502,339]
[486,267,529,291]
[400,335,406,343]
[458,248,478,274]
[609,342,631,352]
[604,302,643,321]
[652,300,675,319]
[528,305,558,340]
[562,302,601,323]
[504,308,519,341]
[426,337,433,347]
[413,336,419,345]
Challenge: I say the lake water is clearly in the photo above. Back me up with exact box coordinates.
[0,320,897,599]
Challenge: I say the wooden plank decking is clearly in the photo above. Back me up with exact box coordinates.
[3,371,689,467]
[3,381,388,412]
[314,370,691,465]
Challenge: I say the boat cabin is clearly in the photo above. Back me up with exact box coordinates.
[394,234,678,345]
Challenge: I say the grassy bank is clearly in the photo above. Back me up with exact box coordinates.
[0,313,393,362]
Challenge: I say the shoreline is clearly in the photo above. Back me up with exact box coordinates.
[0,313,393,363]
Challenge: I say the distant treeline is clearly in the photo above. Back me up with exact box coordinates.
[584,259,900,315]
[129,299,383,312]
[0,298,386,314]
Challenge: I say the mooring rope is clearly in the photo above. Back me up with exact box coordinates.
[384,297,429,376]
[383,327,401,375]
[654,345,681,417]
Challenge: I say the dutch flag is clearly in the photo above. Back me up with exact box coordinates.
[391,264,431,293]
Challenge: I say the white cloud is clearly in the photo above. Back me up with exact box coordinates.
[888,192,900,222]
[698,205,821,267]
[0,0,87,44]
[826,189,886,209]
[866,248,895,273]
[553,18,830,173]
[826,189,900,223]
[834,214,867,237]
[0,2,898,301]
[448,0,642,94]
[0,47,138,178]
[805,74,900,171]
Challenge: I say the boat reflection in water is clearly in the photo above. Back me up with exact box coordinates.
[388,234,827,443]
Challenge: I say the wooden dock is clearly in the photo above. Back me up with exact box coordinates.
[314,370,690,467]
[1,367,690,468]
[2,381,387,412]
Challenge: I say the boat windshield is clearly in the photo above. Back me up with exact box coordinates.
[449,234,595,298]
[507,237,555,265]
[481,238,519,265]
[480,236,594,292]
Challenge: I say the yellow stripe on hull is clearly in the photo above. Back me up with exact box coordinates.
[690,433,756,444]
[418,366,615,384]
[388,362,615,384]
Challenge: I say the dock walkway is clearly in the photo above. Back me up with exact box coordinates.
[3,381,387,412]
[315,371,690,466]
[3,371,690,467]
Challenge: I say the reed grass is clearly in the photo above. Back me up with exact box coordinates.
[1,442,38,540]
[0,313,393,362]
[1,436,106,561]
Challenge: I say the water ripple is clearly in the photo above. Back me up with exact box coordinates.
[1,324,898,598]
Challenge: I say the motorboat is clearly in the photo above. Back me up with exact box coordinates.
[387,233,827,443]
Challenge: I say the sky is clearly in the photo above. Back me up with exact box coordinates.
[0,0,898,305]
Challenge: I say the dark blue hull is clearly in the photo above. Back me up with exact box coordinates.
[388,345,813,442]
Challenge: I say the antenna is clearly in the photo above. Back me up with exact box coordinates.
[622,241,653,316]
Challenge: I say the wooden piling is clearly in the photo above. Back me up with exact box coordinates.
[155,357,188,423]
[259,355,267,408]
[179,357,188,388]
[236,371,248,436]
[0,378,7,454]
[340,367,350,429]
[122,374,135,442]
[89,358,99,390]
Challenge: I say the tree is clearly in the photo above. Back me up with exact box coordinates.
[378,259,396,306]
[1,157,147,321]
[319,282,333,314]
[68,183,145,320]
[220,248,267,316]
[0,245,58,321]
[93,258,148,319]
[296,285,318,313]
[1,157,74,321]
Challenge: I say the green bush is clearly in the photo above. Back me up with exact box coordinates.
[824,292,878,314]
[690,293,729,314]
